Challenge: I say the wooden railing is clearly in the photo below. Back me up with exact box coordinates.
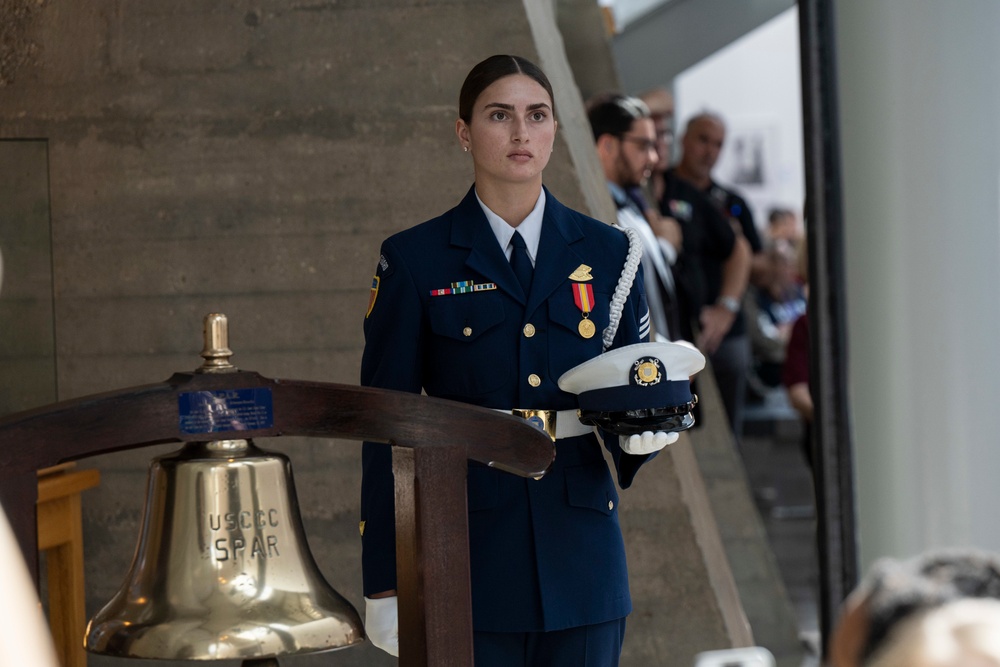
[0,369,554,667]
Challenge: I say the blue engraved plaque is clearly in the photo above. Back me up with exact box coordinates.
[178,387,275,435]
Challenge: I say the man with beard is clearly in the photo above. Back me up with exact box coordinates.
[587,94,683,342]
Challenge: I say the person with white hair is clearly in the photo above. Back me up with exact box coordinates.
[828,549,1000,667]
[866,597,1000,667]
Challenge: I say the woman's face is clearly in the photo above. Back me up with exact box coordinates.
[456,74,557,188]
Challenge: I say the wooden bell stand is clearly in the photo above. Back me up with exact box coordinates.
[36,463,101,667]
[0,318,553,667]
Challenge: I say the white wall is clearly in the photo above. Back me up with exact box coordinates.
[835,1,1000,570]
[674,7,804,234]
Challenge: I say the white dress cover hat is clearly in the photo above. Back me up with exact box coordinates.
[558,341,706,435]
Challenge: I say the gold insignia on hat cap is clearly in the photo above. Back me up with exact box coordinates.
[634,359,661,386]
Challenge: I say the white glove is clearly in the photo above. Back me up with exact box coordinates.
[364,596,399,657]
[620,430,679,455]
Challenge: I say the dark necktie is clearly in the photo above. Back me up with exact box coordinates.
[509,231,533,295]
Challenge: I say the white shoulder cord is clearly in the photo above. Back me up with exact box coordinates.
[602,225,642,351]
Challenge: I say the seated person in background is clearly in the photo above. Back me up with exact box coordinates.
[782,311,811,422]
[781,237,811,470]
[745,240,806,395]
[866,597,1000,667]
[828,549,1000,667]
[766,207,802,245]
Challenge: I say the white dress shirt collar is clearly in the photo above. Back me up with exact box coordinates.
[475,187,546,266]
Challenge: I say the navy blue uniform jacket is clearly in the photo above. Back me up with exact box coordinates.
[360,186,653,633]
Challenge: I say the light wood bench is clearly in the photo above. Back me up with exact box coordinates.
[37,464,100,667]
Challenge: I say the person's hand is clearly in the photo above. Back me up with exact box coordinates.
[787,382,814,423]
[364,596,399,657]
[697,304,737,354]
[620,431,679,455]
[647,212,683,249]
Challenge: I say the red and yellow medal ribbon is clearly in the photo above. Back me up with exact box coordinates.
[573,283,594,315]
[573,283,596,338]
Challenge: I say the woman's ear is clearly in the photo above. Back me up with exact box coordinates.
[455,119,470,151]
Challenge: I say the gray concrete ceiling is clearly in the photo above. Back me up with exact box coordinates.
[611,0,796,93]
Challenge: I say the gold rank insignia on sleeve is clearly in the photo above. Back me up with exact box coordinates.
[569,264,593,281]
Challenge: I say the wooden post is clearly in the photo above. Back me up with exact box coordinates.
[36,466,100,667]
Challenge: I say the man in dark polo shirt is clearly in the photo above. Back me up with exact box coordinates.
[660,112,753,439]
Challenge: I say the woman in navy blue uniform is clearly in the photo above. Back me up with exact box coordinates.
[360,54,665,666]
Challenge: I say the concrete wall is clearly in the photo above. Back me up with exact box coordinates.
[0,140,57,414]
[0,1,760,665]
[556,0,622,100]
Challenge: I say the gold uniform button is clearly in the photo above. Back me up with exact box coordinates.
[523,323,536,337]
[463,327,472,337]
[608,500,614,511]
[528,374,541,387]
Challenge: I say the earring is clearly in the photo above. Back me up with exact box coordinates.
[463,146,469,152]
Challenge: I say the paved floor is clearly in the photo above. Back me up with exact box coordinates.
[742,390,822,667]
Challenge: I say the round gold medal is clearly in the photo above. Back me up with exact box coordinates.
[578,318,596,339]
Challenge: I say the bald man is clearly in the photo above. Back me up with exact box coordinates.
[671,112,760,438]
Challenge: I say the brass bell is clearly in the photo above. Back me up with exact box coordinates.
[84,437,365,661]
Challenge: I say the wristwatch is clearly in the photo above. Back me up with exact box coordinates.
[716,295,741,314]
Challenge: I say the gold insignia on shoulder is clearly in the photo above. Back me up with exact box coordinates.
[569,264,593,281]
[359,520,366,536]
